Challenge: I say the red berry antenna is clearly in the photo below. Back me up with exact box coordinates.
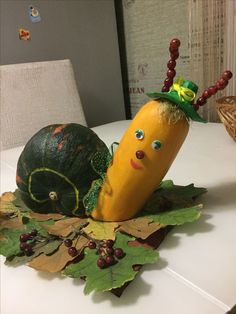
[193,70,233,111]
[162,38,181,92]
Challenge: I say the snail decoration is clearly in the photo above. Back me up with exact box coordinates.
[16,39,233,222]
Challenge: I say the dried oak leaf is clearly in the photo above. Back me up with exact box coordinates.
[83,218,118,241]
[41,217,88,237]
[0,192,16,203]
[29,211,65,221]
[28,235,89,273]
[0,216,24,230]
[118,217,163,240]
[0,192,18,215]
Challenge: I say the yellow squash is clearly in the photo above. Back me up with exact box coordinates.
[91,100,189,221]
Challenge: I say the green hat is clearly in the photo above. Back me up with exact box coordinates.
[146,77,206,123]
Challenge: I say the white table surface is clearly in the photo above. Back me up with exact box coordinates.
[1,120,236,314]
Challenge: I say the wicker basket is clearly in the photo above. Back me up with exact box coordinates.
[216,96,236,141]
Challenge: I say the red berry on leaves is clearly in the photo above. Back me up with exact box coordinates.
[68,247,78,257]
[106,240,114,248]
[88,240,96,249]
[30,229,38,237]
[167,59,176,70]
[106,247,114,255]
[25,248,33,256]
[20,233,30,242]
[20,242,29,251]
[64,239,73,247]
[23,243,33,256]
[105,255,115,265]
[222,70,232,80]
[167,69,176,79]
[114,248,124,259]
[170,38,181,49]
[97,258,106,268]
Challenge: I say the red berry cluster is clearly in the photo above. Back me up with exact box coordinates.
[85,239,124,269]
[162,38,181,92]
[19,229,38,256]
[64,238,78,257]
[193,70,233,111]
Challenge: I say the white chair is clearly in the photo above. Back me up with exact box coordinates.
[0,59,87,150]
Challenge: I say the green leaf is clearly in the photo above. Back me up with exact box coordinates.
[0,228,23,257]
[63,232,158,294]
[0,216,52,258]
[144,181,207,214]
[158,180,175,189]
[146,205,202,226]
[12,189,31,212]
[5,239,62,266]
[23,217,51,236]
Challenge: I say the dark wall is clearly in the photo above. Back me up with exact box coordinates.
[0,0,126,126]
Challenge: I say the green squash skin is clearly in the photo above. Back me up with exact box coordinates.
[16,123,109,215]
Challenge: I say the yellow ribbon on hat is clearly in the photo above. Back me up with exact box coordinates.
[169,77,195,102]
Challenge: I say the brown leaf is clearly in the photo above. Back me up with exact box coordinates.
[41,217,88,237]
[28,235,89,273]
[0,192,16,203]
[0,216,24,230]
[118,217,163,240]
[29,211,65,221]
[0,192,18,215]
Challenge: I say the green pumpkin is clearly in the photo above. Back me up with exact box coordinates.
[16,123,109,216]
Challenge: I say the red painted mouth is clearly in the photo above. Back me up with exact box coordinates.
[130,158,143,170]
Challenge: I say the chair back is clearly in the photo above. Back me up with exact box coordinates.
[0,59,87,150]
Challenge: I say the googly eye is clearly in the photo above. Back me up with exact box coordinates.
[135,129,144,140]
[151,140,162,150]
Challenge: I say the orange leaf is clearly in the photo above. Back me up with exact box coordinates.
[28,235,89,273]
